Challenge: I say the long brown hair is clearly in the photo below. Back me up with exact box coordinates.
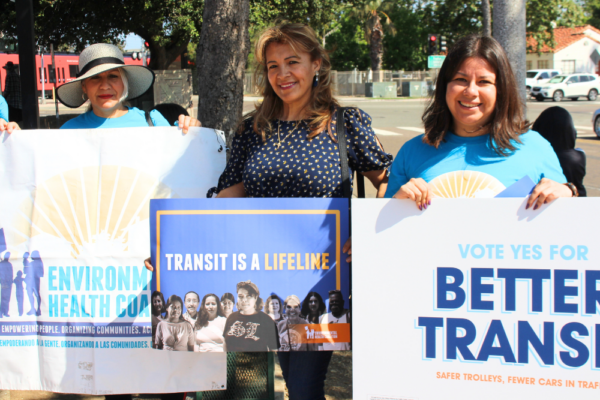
[248,22,339,141]
[195,293,224,330]
[422,34,530,155]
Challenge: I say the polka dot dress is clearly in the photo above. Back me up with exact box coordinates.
[217,108,393,198]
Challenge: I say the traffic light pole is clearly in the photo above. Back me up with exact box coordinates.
[16,0,40,129]
[51,44,59,121]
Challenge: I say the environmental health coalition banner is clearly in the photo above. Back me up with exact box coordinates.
[150,198,351,353]
[0,127,227,394]
[353,198,600,400]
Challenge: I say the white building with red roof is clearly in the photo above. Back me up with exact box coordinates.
[526,25,600,74]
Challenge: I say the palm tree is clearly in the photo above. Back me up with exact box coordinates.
[350,0,396,75]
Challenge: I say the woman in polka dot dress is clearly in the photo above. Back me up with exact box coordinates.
[216,22,392,400]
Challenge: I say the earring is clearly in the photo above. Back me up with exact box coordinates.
[313,71,319,87]
[82,93,87,101]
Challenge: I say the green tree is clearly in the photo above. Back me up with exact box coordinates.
[348,0,396,71]
[382,2,429,70]
[583,0,600,28]
[527,0,584,53]
[325,13,371,70]
[0,0,203,70]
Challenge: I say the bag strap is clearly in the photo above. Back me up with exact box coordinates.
[336,107,365,199]
[145,110,154,127]
[336,107,352,199]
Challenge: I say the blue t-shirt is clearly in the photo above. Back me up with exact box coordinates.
[384,130,567,198]
[60,107,169,129]
[0,95,8,122]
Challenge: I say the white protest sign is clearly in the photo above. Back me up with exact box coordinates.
[0,127,227,394]
[352,198,599,400]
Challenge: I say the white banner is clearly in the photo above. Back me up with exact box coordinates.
[0,127,227,394]
[353,198,600,400]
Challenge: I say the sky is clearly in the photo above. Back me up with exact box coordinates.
[124,33,144,50]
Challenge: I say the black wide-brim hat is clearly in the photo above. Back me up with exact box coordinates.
[56,43,154,108]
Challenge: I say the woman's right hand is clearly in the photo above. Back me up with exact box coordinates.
[392,178,433,210]
[0,119,20,133]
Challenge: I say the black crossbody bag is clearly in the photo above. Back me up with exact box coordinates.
[336,107,365,199]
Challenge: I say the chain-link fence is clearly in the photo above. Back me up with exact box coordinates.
[244,70,437,97]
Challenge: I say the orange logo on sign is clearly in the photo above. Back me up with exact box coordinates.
[290,323,350,344]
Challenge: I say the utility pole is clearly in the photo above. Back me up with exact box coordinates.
[482,0,491,37]
[493,0,526,106]
[15,0,40,129]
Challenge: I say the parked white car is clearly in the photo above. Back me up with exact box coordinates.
[526,69,561,96]
[531,73,600,102]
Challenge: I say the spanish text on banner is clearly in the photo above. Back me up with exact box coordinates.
[0,127,227,394]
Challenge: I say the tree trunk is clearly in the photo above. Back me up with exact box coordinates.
[196,0,250,137]
[369,14,384,81]
[146,40,189,70]
[482,0,492,37]
[493,0,526,106]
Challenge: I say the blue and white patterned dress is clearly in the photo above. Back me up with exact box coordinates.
[217,108,392,198]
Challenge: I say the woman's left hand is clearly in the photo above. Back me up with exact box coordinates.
[177,114,202,134]
[0,119,20,134]
[526,178,573,210]
[144,257,154,272]
[342,237,352,263]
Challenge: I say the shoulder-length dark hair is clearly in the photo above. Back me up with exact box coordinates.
[246,21,340,141]
[422,34,530,155]
[164,294,184,321]
[300,291,326,322]
[195,293,224,329]
[151,290,166,317]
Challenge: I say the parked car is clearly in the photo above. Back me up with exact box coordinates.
[526,69,561,96]
[592,108,600,138]
[531,73,600,102]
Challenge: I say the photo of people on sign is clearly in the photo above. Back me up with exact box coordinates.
[150,198,351,352]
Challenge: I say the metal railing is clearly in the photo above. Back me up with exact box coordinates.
[244,70,436,97]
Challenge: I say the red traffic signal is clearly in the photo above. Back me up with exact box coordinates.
[144,41,150,48]
[428,33,440,55]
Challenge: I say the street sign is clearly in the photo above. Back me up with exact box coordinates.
[428,55,446,69]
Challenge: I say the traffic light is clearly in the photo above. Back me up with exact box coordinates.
[428,34,438,55]
[440,36,447,54]
[144,41,150,49]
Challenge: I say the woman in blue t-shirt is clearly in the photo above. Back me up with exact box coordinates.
[385,34,576,208]
[56,43,199,400]
[57,43,199,132]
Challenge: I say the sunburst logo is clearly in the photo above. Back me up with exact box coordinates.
[429,171,505,199]
[8,166,175,258]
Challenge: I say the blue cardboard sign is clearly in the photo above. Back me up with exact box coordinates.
[150,198,350,352]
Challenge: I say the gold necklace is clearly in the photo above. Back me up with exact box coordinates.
[276,120,302,150]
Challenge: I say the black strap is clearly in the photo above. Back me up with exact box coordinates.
[76,57,125,78]
[336,107,352,199]
[145,110,154,127]
[336,107,365,199]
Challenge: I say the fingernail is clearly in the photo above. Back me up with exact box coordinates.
[525,203,529,210]
[418,204,422,211]
[533,204,538,210]
[423,203,427,209]
[428,200,431,206]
